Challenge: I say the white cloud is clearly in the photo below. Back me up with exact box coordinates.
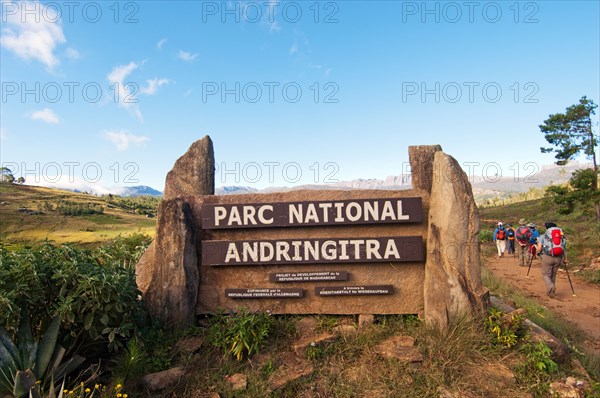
[29,108,60,124]
[140,78,171,95]
[102,129,149,151]
[27,176,135,196]
[65,47,80,60]
[288,43,298,55]
[107,62,143,121]
[108,62,138,85]
[260,0,281,32]
[0,1,66,69]
[268,21,281,32]
[156,38,168,49]
[178,50,198,62]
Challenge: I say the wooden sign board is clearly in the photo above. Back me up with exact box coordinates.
[191,190,427,315]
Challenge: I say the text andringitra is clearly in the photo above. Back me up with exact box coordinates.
[202,236,424,265]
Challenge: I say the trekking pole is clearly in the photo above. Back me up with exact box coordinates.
[526,246,535,277]
[563,260,576,296]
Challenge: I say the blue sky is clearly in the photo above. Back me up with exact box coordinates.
[1,0,599,193]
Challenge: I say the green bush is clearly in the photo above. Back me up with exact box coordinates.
[92,234,152,268]
[56,201,104,216]
[484,308,526,348]
[0,239,148,355]
[479,230,494,243]
[105,195,160,218]
[209,308,273,361]
[514,342,559,396]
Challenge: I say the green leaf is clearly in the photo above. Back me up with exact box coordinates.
[84,313,94,331]
[89,326,98,340]
[17,309,33,355]
[33,316,61,379]
[100,314,109,326]
[0,326,19,367]
[48,345,65,376]
[54,355,84,382]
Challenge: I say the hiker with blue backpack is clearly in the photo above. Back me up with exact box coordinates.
[506,224,516,254]
[493,222,507,258]
[535,222,568,298]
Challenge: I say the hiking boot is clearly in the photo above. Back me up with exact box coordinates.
[548,287,556,298]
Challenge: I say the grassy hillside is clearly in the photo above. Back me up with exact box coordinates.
[479,197,600,270]
[0,183,156,247]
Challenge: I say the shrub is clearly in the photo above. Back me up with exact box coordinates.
[0,241,147,355]
[479,230,494,243]
[208,308,273,361]
[484,308,526,348]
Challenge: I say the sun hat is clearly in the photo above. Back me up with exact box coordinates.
[519,218,526,224]
[498,222,503,226]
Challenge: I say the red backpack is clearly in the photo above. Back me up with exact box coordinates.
[515,226,532,246]
[543,227,565,256]
[496,229,506,240]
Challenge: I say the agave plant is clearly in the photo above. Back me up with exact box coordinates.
[0,314,84,398]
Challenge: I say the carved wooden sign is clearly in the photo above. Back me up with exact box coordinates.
[194,192,427,315]
[202,236,424,266]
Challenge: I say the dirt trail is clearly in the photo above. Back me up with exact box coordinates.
[486,253,600,353]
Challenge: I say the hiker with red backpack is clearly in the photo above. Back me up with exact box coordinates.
[493,222,507,258]
[515,218,533,266]
[535,222,568,297]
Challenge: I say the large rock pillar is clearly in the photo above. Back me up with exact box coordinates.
[136,135,214,328]
[410,146,489,330]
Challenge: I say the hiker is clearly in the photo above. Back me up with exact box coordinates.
[515,218,533,266]
[535,222,567,297]
[527,223,540,264]
[493,222,507,258]
[506,224,515,254]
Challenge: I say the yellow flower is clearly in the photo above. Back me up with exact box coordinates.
[63,390,68,394]
[123,395,128,398]
[94,384,100,389]
[85,388,91,393]
[116,394,122,398]
[116,384,122,389]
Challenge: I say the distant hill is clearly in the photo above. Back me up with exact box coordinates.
[117,185,162,197]
[214,162,592,202]
[215,186,259,195]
